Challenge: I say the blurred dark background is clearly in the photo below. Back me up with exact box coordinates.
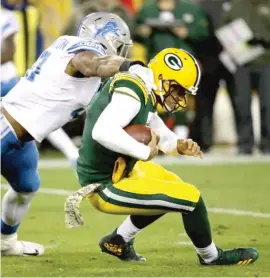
[2,0,270,156]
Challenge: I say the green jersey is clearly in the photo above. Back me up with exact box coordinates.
[77,72,156,186]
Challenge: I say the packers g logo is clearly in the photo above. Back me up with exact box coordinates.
[164,53,182,71]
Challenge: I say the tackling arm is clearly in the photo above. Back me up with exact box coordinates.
[70,51,132,78]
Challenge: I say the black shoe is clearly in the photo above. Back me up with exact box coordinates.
[99,229,146,262]
[199,246,259,266]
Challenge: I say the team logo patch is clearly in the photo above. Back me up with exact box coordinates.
[164,53,182,71]
[95,20,120,38]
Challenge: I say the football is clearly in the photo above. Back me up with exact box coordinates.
[124,124,152,145]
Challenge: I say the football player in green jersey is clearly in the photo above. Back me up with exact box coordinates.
[68,48,259,266]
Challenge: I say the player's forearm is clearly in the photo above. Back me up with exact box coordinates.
[72,53,126,78]
[92,92,151,161]
[148,113,178,154]
[93,123,151,160]
[95,56,127,78]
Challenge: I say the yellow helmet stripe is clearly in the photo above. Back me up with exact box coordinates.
[181,49,201,90]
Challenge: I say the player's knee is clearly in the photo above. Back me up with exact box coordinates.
[11,171,40,193]
[193,184,201,199]
[183,182,201,203]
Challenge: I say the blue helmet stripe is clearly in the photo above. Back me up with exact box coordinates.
[77,12,112,36]
[67,46,105,56]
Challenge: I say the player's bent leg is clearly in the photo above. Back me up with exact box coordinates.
[183,195,259,265]
[90,162,201,262]
[99,227,146,262]
[1,142,44,256]
[134,161,184,182]
[93,161,259,265]
[98,214,163,262]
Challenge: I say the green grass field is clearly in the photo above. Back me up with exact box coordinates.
[1,162,270,277]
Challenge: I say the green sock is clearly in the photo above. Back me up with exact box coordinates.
[182,196,212,248]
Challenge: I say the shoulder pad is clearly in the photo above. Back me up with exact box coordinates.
[109,72,148,104]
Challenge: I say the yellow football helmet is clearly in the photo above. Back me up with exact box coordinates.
[148,48,201,112]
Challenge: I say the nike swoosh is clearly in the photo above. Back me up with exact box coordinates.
[23,249,39,256]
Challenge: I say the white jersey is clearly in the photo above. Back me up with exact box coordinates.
[0,8,19,82]
[2,35,106,142]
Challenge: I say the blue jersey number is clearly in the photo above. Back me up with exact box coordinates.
[25,51,51,82]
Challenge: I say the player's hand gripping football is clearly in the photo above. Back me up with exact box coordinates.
[177,139,203,159]
[146,130,159,161]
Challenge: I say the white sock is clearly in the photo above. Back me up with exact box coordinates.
[2,188,36,226]
[195,241,219,263]
[47,128,79,163]
[117,216,141,242]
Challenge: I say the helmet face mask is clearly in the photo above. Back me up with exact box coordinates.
[159,79,188,113]
[108,38,132,58]
[77,12,133,57]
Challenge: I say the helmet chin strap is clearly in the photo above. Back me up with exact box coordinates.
[159,79,172,112]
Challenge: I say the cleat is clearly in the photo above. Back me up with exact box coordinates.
[199,246,259,266]
[99,229,146,262]
[1,233,44,256]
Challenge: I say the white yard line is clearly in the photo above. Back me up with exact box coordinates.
[37,155,270,169]
[1,184,270,219]
[176,241,193,246]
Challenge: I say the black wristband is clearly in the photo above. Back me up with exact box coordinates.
[119,60,146,72]
[119,60,131,72]
[130,60,146,67]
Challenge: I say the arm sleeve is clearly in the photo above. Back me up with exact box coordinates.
[147,112,178,154]
[92,92,151,160]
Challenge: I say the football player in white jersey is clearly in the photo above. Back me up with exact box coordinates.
[1,2,79,172]
[1,12,150,256]
[0,6,78,256]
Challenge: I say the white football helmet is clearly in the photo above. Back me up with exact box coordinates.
[77,12,132,57]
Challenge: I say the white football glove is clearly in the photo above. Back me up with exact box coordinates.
[129,64,157,93]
